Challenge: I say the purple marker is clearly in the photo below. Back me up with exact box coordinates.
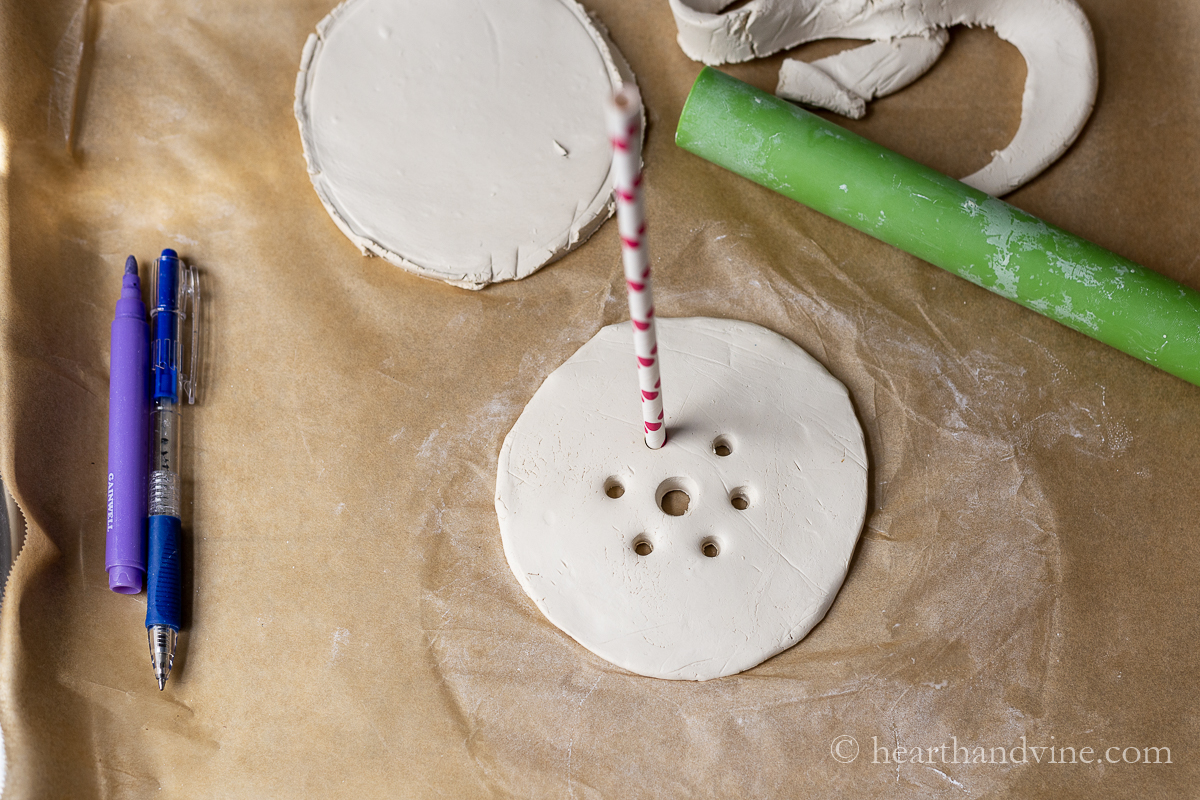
[106,256,149,593]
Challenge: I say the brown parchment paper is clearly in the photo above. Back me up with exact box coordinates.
[2,0,1199,797]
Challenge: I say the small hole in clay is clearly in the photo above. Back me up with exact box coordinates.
[633,537,653,556]
[660,490,690,516]
[713,436,733,457]
[730,489,750,511]
[604,478,625,499]
[702,538,720,558]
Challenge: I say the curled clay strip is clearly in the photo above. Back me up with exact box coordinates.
[668,0,1098,196]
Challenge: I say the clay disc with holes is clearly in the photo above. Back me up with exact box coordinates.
[295,0,634,289]
[495,317,868,680]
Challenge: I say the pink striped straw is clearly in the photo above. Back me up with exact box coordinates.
[606,85,665,449]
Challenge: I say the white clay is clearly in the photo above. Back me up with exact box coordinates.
[668,0,1099,196]
[778,31,950,119]
[295,0,635,289]
[495,318,868,681]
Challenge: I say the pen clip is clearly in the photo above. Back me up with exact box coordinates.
[179,263,200,405]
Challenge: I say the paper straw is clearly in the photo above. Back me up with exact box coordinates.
[607,86,665,449]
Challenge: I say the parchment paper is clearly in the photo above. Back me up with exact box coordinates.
[1,0,1198,797]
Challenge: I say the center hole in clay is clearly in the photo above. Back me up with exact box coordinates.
[701,537,720,558]
[660,491,690,516]
[712,435,734,457]
[633,536,653,556]
[604,477,625,499]
[656,477,698,517]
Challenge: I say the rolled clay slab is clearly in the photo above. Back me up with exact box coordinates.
[295,0,634,289]
[495,318,869,680]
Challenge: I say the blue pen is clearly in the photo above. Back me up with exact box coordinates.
[146,248,198,690]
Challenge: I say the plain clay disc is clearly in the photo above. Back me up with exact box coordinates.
[495,317,869,681]
[295,0,633,289]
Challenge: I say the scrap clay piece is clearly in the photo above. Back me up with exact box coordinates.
[667,0,1099,195]
[296,0,635,289]
[495,318,868,680]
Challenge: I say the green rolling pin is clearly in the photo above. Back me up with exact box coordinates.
[676,66,1200,388]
